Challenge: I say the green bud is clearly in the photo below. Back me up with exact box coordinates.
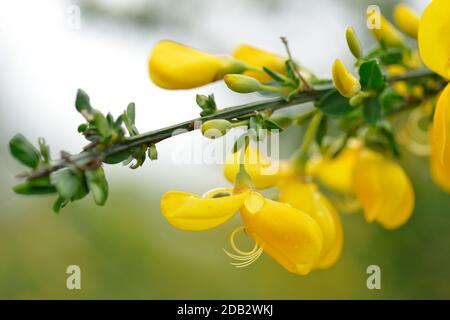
[346,27,362,59]
[224,74,263,93]
[201,119,232,139]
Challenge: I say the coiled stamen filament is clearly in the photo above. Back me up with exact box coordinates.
[223,226,263,268]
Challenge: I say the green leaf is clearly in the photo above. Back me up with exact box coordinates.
[263,67,292,85]
[75,89,95,121]
[315,89,354,117]
[78,123,88,133]
[148,144,158,161]
[53,196,68,214]
[127,103,136,124]
[315,116,328,147]
[13,177,56,195]
[285,60,299,85]
[363,97,382,124]
[94,112,112,138]
[50,168,87,201]
[38,138,50,163]
[196,94,217,117]
[85,167,109,206]
[359,59,385,91]
[9,134,41,169]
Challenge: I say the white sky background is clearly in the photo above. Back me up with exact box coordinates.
[0,0,426,192]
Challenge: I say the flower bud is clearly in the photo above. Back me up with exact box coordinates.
[394,4,420,39]
[367,10,405,48]
[332,59,361,98]
[201,119,232,139]
[224,74,263,93]
[345,27,362,59]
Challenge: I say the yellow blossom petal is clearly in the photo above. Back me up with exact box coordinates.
[430,129,450,193]
[394,4,420,39]
[332,59,361,98]
[224,147,291,189]
[160,188,248,231]
[368,10,405,48]
[418,0,450,79]
[353,151,415,229]
[240,192,323,275]
[148,40,245,89]
[431,84,450,192]
[233,44,286,82]
[307,140,362,195]
[278,180,343,269]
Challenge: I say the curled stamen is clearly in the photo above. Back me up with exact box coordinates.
[223,226,263,268]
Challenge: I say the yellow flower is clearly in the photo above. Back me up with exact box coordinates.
[430,125,450,193]
[224,146,292,189]
[352,150,415,229]
[368,9,405,48]
[160,186,324,275]
[160,188,249,231]
[394,4,420,39]
[332,59,361,98]
[307,140,362,195]
[278,179,343,269]
[418,0,450,193]
[233,44,286,83]
[240,192,323,275]
[429,86,450,193]
[418,0,450,80]
[148,40,246,89]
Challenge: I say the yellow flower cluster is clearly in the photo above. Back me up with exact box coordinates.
[162,147,343,275]
[151,1,450,276]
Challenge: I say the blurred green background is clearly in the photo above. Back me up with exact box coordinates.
[1,0,450,299]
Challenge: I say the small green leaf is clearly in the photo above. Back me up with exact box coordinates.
[359,59,385,91]
[127,103,136,124]
[75,89,95,121]
[13,177,56,195]
[196,94,217,117]
[379,50,403,65]
[363,96,382,124]
[75,89,93,113]
[94,112,111,138]
[53,196,68,214]
[85,167,109,206]
[9,134,41,169]
[78,123,88,133]
[38,138,50,163]
[50,168,87,201]
[315,89,354,117]
[148,144,158,161]
[268,114,292,130]
[263,67,291,85]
